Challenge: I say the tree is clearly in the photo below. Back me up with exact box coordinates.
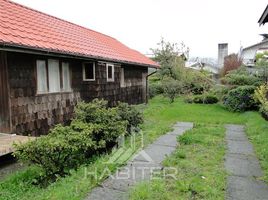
[151,38,189,80]
[255,51,268,83]
[221,53,242,76]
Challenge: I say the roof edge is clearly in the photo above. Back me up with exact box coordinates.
[258,5,268,25]
[0,43,160,68]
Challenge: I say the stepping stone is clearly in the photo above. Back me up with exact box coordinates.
[226,130,248,141]
[225,153,263,177]
[225,124,244,132]
[101,162,161,191]
[88,186,127,200]
[227,176,268,200]
[173,122,193,128]
[132,144,175,164]
[153,134,178,147]
[227,140,254,155]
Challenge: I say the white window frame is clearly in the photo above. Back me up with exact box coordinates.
[62,62,72,92]
[106,63,114,82]
[120,67,125,87]
[83,62,95,81]
[36,60,48,94]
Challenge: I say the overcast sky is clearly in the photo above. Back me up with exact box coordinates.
[12,0,268,59]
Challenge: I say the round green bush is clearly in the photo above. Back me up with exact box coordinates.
[223,86,258,112]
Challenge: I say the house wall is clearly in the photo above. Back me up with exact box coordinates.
[5,52,147,136]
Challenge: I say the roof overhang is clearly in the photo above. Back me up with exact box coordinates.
[0,43,160,68]
[258,5,268,25]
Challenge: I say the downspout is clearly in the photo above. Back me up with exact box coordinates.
[146,70,157,104]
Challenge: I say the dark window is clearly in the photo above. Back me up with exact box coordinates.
[83,62,95,81]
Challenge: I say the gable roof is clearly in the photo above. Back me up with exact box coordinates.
[0,0,159,68]
[258,5,268,25]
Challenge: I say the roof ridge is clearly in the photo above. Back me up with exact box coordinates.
[6,0,117,41]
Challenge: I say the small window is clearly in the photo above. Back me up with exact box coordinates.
[36,60,48,93]
[83,62,95,81]
[106,63,114,82]
[62,62,71,91]
[120,67,125,87]
[48,59,61,93]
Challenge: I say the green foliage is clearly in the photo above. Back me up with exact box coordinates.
[148,82,164,99]
[223,86,258,112]
[162,78,182,103]
[116,102,144,132]
[13,125,95,184]
[210,85,229,101]
[222,67,262,86]
[185,94,219,104]
[254,84,268,118]
[14,99,133,184]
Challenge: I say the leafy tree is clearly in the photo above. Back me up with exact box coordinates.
[255,51,268,82]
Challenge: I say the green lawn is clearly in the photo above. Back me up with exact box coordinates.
[130,96,268,200]
[0,96,267,200]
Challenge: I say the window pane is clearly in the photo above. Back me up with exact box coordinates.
[36,60,47,93]
[62,62,71,91]
[84,63,94,80]
[120,68,125,87]
[108,66,112,79]
[48,59,60,93]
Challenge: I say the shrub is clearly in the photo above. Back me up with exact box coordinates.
[210,85,229,101]
[149,83,164,98]
[223,86,258,112]
[185,94,218,104]
[14,99,130,184]
[117,102,144,133]
[254,84,268,119]
[14,125,95,183]
[221,67,262,86]
[162,78,182,103]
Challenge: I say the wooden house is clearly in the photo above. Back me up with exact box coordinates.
[0,0,159,135]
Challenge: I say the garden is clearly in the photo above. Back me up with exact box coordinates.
[0,40,268,200]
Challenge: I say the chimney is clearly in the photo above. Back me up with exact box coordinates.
[218,43,228,68]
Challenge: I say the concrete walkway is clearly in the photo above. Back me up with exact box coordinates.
[86,122,193,200]
[225,124,268,200]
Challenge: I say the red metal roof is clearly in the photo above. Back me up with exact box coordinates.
[0,0,159,67]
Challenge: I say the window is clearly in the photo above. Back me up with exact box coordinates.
[83,62,95,81]
[37,60,48,93]
[48,59,60,93]
[36,59,72,94]
[62,62,71,91]
[120,67,125,87]
[106,63,114,82]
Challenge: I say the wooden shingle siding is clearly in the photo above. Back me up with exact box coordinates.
[6,52,147,136]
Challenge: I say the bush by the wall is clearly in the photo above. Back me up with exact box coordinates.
[117,102,144,133]
[14,99,134,184]
[254,84,268,120]
[223,86,258,112]
[149,83,164,98]
[14,125,95,183]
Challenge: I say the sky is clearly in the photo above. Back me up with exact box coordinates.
[12,0,268,59]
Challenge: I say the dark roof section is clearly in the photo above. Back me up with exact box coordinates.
[258,5,268,25]
[0,0,159,68]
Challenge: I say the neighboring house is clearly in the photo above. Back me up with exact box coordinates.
[185,58,219,74]
[240,4,268,67]
[240,38,268,67]
[0,0,158,135]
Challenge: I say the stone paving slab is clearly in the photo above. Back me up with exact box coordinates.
[85,122,193,200]
[132,144,175,163]
[226,176,268,200]
[226,130,248,141]
[151,134,178,147]
[225,124,268,200]
[227,140,254,155]
[88,186,128,200]
[225,153,263,177]
[101,162,161,191]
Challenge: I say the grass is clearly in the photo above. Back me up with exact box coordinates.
[130,124,226,200]
[0,95,268,200]
[129,96,268,200]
